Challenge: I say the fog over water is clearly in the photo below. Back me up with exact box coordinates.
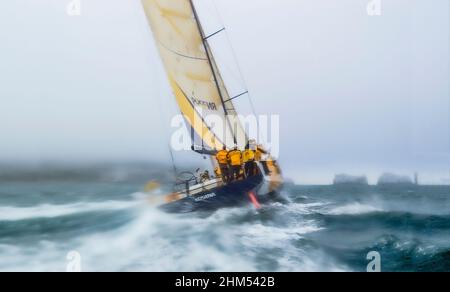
[0,0,449,184]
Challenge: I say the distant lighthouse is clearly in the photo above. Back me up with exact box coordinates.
[414,172,419,186]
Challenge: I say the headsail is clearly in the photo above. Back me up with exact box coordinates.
[142,0,248,150]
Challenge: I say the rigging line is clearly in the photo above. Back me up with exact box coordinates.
[189,0,237,145]
[150,56,179,177]
[210,0,258,117]
[199,2,247,95]
[207,43,247,95]
[200,1,246,91]
[204,27,225,40]
[157,39,208,61]
[209,0,262,146]
[223,91,249,103]
[168,142,178,176]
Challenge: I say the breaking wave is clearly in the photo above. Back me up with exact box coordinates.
[0,167,449,272]
[326,202,383,215]
[0,199,346,272]
[0,201,139,222]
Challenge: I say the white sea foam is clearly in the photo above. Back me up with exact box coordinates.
[0,200,139,221]
[0,198,348,272]
[71,206,337,272]
[326,202,383,215]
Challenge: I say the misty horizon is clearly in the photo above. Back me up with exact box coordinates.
[0,0,449,184]
[0,160,448,186]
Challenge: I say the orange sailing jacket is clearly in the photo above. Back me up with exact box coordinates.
[243,149,255,163]
[227,150,243,166]
[216,150,229,165]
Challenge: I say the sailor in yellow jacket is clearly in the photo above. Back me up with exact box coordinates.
[243,145,256,177]
[227,146,243,181]
[215,146,230,183]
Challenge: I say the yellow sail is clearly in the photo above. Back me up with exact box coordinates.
[142,0,247,150]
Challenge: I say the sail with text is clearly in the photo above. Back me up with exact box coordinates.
[142,0,248,150]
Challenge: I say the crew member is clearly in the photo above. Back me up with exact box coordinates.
[216,146,230,183]
[243,145,256,177]
[191,145,230,183]
[200,170,211,183]
[227,146,243,181]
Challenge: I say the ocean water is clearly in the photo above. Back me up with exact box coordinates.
[0,164,449,272]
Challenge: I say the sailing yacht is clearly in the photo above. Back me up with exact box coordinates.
[141,0,283,213]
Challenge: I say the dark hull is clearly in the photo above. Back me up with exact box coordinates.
[159,173,268,213]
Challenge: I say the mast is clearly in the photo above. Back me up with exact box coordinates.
[188,0,237,145]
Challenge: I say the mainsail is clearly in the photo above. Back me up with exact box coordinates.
[142,0,248,150]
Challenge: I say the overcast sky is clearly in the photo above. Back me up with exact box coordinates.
[0,0,449,184]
